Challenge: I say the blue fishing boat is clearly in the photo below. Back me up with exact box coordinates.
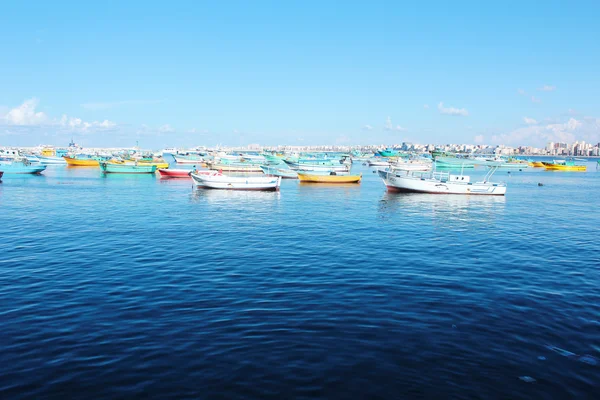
[260,165,298,179]
[100,162,157,174]
[0,160,47,174]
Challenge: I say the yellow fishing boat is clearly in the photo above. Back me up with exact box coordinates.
[64,156,101,166]
[543,160,587,171]
[130,161,169,169]
[297,172,362,183]
[528,161,545,167]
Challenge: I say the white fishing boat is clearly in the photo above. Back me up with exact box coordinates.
[191,172,281,191]
[38,155,67,164]
[367,159,390,167]
[378,163,506,195]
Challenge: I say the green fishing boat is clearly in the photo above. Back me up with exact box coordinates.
[100,162,157,174]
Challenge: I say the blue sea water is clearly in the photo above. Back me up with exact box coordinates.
[1,162,599,399]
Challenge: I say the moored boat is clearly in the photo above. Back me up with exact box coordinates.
[260,165,298,179]
[0,160,47,174]
[542,159,587,171]
[158,168,194,178]
[297,172,362,183]
[64,156,102,166]
[191,172,281,191]
[378,166,506,195]
[38,155,67,164]
[100,162,157,174]
[0,171,3,181]
[206,162,263,172]
[529,161,545,167]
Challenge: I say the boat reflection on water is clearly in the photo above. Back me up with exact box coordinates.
[378,191,506,226]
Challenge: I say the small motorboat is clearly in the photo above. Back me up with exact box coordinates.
[38,155,67,164]
[260,165,298,179]
[100,162,157,174]
[0,159,47,174]
[297,172,362,183]
[191,172,281,191]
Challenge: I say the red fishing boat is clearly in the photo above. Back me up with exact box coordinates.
[158,169,220,178]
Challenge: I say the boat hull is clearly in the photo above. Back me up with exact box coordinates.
[191,173,281,191]
[100,163,157,174]
[0,162,47,174]
[64,157,100,166]
[378,170,506,195]
[297,173,362,183]
[543,163,587,171]
[38,156,67,164]
[260,166,298,178]
[158,168,193,177]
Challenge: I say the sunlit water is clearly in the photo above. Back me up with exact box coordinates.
[1,162,599,399]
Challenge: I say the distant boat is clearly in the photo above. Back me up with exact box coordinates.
[174,155,204,164]
[0,171,3,181]
[100,162,157,174]
[158,168,194,178]
[297,172,362,183]
[206,162,263,172]
[367,159,391,167]
[378,167,506,195]
[191,172,281,191]
[283,160,349,172]
[64,156,104,167]
[377,149,399,157]
[529,161,545,167]
[0,160,47,174]
[542,159,587,171]
[38,155,67,164]
[260,165,298,179]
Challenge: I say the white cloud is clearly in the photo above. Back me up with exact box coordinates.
[438,102,469,117]
[474,135,484,144]
[0,98,116,134]
[531,96,541,103]
[2,98,48,125]
[538,85,556,92]
[158,124,175,133]
[517,89,526,96]
[384,116,407,131]
[423,104,430,109]
[491,117,599,147]
[523,117,537,125]
[362,124,374,131]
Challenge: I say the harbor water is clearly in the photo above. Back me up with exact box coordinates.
[1,163,599,399]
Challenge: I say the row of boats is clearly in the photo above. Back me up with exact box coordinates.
[1,147,596,195]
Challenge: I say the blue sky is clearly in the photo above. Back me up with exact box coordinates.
[1,0,599,148]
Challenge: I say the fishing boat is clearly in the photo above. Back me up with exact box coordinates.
[378,162,506,195]
[297,172,362,183]
[435,157,475,169]
[260,165,298,179]
[123,160,169,169]
[528,161,545,167]
[283,160,349,172]
[64,156,102,166]
[191,172,281,191]
[158,168,194,178]
[100,162,157,174]
[542,159,587,171]
[377,149,399,157]
[0,171,3,181]
[206,162,263,172]
[174,154,205,164]
[0,159,47,174]
[367,159,391,167]
[38,155,67,164]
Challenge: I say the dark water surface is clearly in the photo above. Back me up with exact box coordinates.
[1,163,599,399]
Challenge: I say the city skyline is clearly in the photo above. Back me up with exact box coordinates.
[1,1,600,148]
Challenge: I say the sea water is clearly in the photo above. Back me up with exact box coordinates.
[1,162,599,398]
